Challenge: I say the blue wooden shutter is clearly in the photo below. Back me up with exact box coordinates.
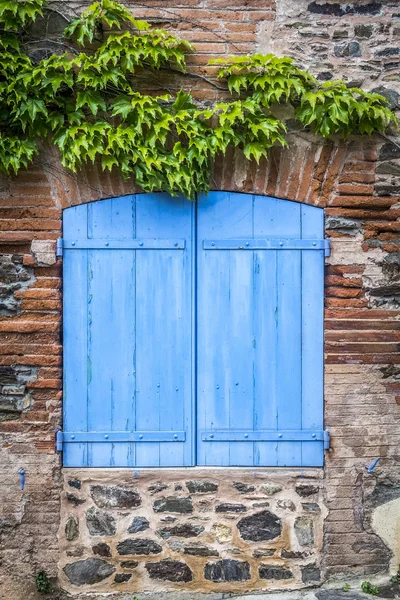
[196,192,326,467]
[61,193,194,467]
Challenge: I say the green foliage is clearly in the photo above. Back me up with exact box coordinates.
[343,583,351,592]
[35,570,51,594]
[0,0,397,199]
[64,0,149,46]
[0,0,45,31]
[297,82,394,137]
[361,581,380,596]
[211,54,316,105]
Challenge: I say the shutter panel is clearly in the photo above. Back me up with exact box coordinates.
[197,192,325,467]
[62,193,194,467]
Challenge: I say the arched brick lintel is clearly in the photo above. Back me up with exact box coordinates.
[44,134,379,211]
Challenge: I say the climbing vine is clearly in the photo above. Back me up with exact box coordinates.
[0,0,397,198]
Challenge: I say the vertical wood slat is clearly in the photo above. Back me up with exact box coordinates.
[63,204,88,467]
[301,204,325,466]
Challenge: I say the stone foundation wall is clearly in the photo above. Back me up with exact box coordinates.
[59,470,325,593]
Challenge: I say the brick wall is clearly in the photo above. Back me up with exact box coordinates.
[1,0,400,598]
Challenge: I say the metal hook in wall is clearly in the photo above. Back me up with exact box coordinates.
[366,458,380,474]
[18,468,25,490]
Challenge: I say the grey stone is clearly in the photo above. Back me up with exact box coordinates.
[157,523,204,539]
[332,30,349,39]
[317,72,333,81]
[67,548,84,557]
[0,362,37,419]
[277,499,296,511]
[186,480,218,494]
[63,558,115,586]
[376,48,400,57]
[92,543,111,557]
[375,183,400,196]
[316,591,367,600]
[68,479,81,490]
[376,162,400,175]
[325,216,362,235]
[153,496,193,514]
[86,507,116,537]
[302,502,321,514]
[302,564,321,584]
[355,24,373,38]
[296,484,319,497]
[308,2,381,16]
[121,560,139,568]
[237,510,282,541]
[0,255,35,319]
[128,516,150,534]
[175,484,183,491]
[90,485,141,509]
[334,41,361,58]
[183,543,219,557]
[379,142,400,161]
[259,565,294,580]
[215,503,247,513]
[372,86,400,109]
[117,538,162,556]
[281,548,312,559]
[233,482,256,493]
[260,483,282,496]
[146,559,193,582]
[253,548,275,558]
[295,517,314,546]
[148,482,168,495]
[65,517,79,542]
[204,559,251,582]
[67,493,85,507]
[366,477,400,510]
[114,573,132,583]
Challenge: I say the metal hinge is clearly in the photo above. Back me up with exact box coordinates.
[204,238,331,257]
[56,238,63,257]
[56,430,186,451]
[202,429,331,451]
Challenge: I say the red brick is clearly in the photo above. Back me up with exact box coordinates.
[337,183,375,195]
[329,196,396,208]
[338,172,375,184]
[325,275,363,287]
[325,287,362,298]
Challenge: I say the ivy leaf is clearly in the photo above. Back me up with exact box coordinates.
[76,91,107,115]
[24,98,48,121]
[111,96,133,119]
[243,142,266,163]
[101,154,119,171]
[172,90,195,112]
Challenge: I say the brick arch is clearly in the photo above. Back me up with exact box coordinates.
[40,134,378,213]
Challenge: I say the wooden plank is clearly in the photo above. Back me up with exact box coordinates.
[301,204,325,466]
[63,204,88,467]
[86,196,136,466]
[197,192,255,465]
[134,193,194,467]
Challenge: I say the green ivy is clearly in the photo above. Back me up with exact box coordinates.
[0,0,397,199]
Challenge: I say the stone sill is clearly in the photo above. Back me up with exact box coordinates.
[62,467,324,482]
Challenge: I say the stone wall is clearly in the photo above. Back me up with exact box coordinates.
[59,470,325,593]
[1,1,400,599]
